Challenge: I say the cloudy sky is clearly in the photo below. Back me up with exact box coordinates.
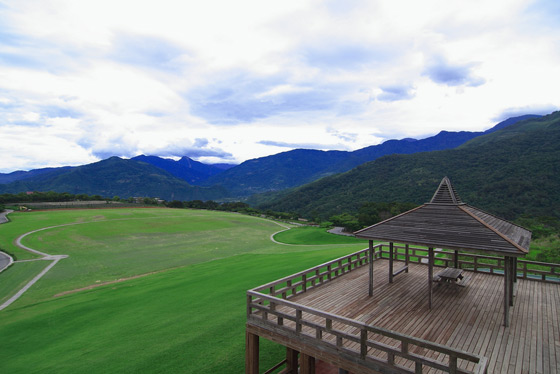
[0,0,558,172]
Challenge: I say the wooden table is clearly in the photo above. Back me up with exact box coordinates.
[435,267,464,284]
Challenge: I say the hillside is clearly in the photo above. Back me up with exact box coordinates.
[202,115,539,196]
[0,157,227,201]
[0,166,73,184]
[259,112,560,220]
[201,149,350,196]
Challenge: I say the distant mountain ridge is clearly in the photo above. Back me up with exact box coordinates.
[0,166,74,184]
[259,112,560,220]
[202,114,542,196]
[0,157,227,201]
[0,114,544,201]
[132,155,236,185]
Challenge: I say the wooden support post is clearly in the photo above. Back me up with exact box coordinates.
[509,257,515,307]
[428,247,434,309]
[405,244,409,273]
[286,347,299,374]
[369,240,374,296]
[513,257,518,283]
[389,242,394,283]
[454,250,459,269]
[245,331,259,374]
[503,256,510,327]
[300,353,315,374]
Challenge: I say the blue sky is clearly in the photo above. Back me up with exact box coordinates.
[0,0,558,172]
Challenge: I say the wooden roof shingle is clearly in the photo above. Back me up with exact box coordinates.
[354,177,531,256]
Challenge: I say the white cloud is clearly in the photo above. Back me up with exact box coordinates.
[0,0,558,172]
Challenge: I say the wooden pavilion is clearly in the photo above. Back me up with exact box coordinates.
[355,177,531,327]
[245,178,560,374]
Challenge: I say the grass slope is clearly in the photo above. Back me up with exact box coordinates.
[0,208,366,373]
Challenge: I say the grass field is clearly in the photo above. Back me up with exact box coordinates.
[273,225,364,245]
[0,208,366,373]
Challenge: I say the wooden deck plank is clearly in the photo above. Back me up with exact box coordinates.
[277,259,560,374]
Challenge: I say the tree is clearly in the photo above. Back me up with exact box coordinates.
[330,213,360,232]
[167,200,184,209]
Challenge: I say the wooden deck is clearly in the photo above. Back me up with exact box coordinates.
[247,247,560,374]
[281,260,559,373]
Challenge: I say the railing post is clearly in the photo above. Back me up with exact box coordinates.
[449,355,457,374]
[246,294,252,318]
[402,341,408,354]
[388,352,395,366]
[296,309,302,333]
[302,274,307,293]
[360,329,367,359]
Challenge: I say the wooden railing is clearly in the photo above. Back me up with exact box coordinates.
[379,244,560,283]
[250,247,373,299]
[248,246,488,374]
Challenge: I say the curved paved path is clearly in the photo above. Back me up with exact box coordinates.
[0,210,14,274]
[0,210,69,311]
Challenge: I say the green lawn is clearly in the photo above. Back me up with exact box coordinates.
[273,225,365,245]
[0,208,365,373]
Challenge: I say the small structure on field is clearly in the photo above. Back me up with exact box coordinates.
[355,176,531,326]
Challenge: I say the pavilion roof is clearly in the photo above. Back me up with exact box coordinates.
[354,177,531,256]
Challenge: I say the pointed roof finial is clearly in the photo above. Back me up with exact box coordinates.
[429,177,463,204]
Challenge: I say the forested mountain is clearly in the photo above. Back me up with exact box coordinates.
[201,149,350,196]
[202,115,539,196]
[0,114,548,204]
[132,155,236,185]
[0,157,227,201]
[0,166,73,184]
[259,112,560,220]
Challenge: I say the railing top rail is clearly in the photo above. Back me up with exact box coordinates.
[250,245,379,292]
[518,258,560,266]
